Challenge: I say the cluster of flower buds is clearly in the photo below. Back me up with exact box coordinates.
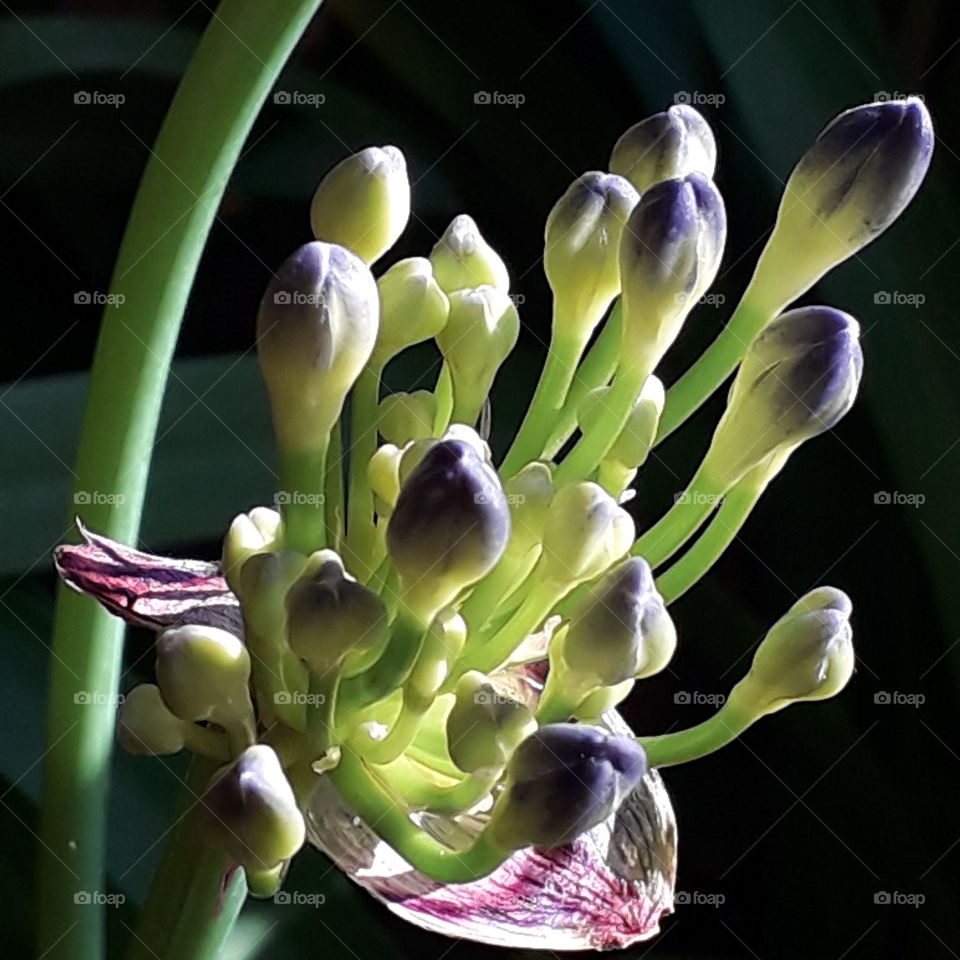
[91,96,932,899]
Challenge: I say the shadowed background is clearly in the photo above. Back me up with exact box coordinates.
[1,1,959,957]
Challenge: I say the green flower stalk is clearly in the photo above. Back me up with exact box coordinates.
[54,94,933,958]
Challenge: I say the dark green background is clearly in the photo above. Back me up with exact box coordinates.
[2,1,959,957]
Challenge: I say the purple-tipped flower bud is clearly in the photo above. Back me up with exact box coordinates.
[387,438,511,615]
[619,173,726,363]
[544,172,639,336]
[488,723,647,850]
[446,671,536,772]
[750,98,934,315]
[257,241,379,451]
[562,557,676,686]
[730,587,854,717]
[309,145,410,264]
[286,551,388,677]
[705,306,863,488]
[200,744,306,872]
[610,104,717,193]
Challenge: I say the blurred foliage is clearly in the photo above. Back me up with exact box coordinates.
[2,0,960,957]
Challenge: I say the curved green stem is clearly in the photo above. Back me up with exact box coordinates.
[541,304,622,461]
[500,309,589,476]
[346,364,382,580]
[554,356,647,485]
[324,425,345,552]
[38,4,323,958]
[655,299,768,443]
[433,363,454,434]
[656,475,765,603]
[329,749,510,883]
[638,700,756,767]
[279,443,329,554]
[126,759,247,960]
[375,756,501,813]
[631,466,725,568]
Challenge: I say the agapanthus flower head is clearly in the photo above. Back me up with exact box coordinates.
[544,171,638,333]
[619,172,726,362]
[257,241,379,448]
[706,305,863,488]
[488,724,648,850]
[310,145,410,264]
[430,213,510,293]
[610,103,718,193]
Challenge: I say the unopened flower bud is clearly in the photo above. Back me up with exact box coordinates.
[368,442,404,512]
[562,557,676,686]
[387,438,511,615]
[436,286,520,425]
[117,684,185,756]
[730,587,854,717]
[750,98,934,315]
[544,172,639,336]
[372,257,450,365]
[378,391,438,445]
[504,462,554,551]
[222,507,282,595]
[446,671,535,772]
[201,744,306,871]
[309,145,410,264]
[286,551,388,676]
[257,242,379,450]
[488,724,647,850]
[606,375,665,468]
[155,625,256,748]
[539,482,634,588]
[619,173,726,363]
[430,214,510,293]
[705,306,863,488]
[610,104,717,192]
